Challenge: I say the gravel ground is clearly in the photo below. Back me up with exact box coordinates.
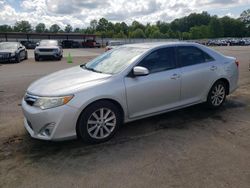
[0,47,250,188]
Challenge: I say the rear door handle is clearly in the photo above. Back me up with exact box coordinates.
[210,66,217,71]
[171,73,180,80]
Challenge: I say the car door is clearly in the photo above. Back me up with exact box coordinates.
[124,47,181,119]
[177,46,218,105]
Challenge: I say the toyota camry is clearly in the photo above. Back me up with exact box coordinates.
[22,42,239,143]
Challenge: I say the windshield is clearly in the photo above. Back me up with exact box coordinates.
[83,47,147,74]
[39,40,58,46]
[0,42,18,50]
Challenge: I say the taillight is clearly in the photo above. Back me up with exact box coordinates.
[235,60,239,67]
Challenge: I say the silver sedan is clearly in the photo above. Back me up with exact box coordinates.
[22,42,239,143]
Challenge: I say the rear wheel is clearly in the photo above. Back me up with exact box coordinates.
[77,101,122,143]
[206,81,227,109]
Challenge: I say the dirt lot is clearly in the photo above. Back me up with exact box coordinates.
[0,47,250,188]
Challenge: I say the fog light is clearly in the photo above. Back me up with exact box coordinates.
[39,123,56,137]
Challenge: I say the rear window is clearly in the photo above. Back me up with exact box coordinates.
[177,46,214,67]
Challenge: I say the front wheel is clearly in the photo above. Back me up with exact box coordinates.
[206,81,227,109]
[24,51,28,60]
[77,101,122,144]
[15,53,20,63]
[35,55,39,61]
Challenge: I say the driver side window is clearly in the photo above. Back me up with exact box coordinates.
[138,47,176,73]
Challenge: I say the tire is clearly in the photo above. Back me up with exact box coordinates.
[206,81,227,109]
[15,53,20,63]
[35,55,39,61]
[57,55,62,61]
[24,51,28,60]
[77,101,122,144]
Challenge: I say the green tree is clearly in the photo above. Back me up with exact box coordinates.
[120,22,129,36]
[170,11,211,33]
[35,23,46,33]
[129,28,146,38]
[130,21,145,32]
[90,19,98,30]
[156,21,170,34]
[240,9,250,25]
[14,20,32,32]
[74,28,80,33]
[96,18,109,32]
[209,17,223,38]
[49,24,61,33]
[64,24,73,33]
[190,25,210,39]
[182,32,191,40]
[113,31,127,38]
[145,24,161,38]
[220,16,245,37]
[0,25,13,32]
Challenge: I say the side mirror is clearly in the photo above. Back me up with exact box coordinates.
[36,42,40,46]
[133,66,149,76]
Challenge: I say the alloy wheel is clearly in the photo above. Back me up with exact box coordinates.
[87,108,116,139]
[211,84,225,106]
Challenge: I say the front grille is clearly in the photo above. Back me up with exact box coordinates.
[24,94,38,106]
[38,49,54,52]
[0,53,10,60]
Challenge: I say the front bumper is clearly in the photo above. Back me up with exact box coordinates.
[0,56,16,63]
[35,52,61,59]
[22,99,78,141]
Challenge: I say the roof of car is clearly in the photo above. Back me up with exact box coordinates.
[123,41,199,49]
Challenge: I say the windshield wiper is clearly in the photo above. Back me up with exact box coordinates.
[81,65,103,73]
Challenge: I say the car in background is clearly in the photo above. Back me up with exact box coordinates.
[62,40,81,48]
[105,40,125,51]
[22,42,238,143]
[0,42,28,63]
[20,41,37,49]
[34,40,63,61]
[82,39,101,48]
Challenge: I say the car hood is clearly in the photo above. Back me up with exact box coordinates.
[0,49,16,53]
[27,66,112,96]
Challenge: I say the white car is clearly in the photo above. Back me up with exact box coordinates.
[34,40,63,61]
[22,42,239,143]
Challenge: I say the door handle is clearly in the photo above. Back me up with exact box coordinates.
[171,73,180,80]
[210,66,217,71]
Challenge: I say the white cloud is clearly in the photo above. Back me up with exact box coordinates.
[0,0,250,28]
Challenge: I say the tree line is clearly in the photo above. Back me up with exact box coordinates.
[0,9,250,39]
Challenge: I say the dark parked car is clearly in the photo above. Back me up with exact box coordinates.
[0,42,28,63]
[62,40,81,48]
[20,41,37,49]
[82,39,101,48]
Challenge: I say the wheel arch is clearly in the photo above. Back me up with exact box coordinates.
[75,98,125,138]
[207,77,230,99]
[214,78,230,95]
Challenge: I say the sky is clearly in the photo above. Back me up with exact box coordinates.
[0,0,250,29]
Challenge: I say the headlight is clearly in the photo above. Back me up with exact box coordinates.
[33,95,74,110]
[10,52,15,56]
[53,49,59,53]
